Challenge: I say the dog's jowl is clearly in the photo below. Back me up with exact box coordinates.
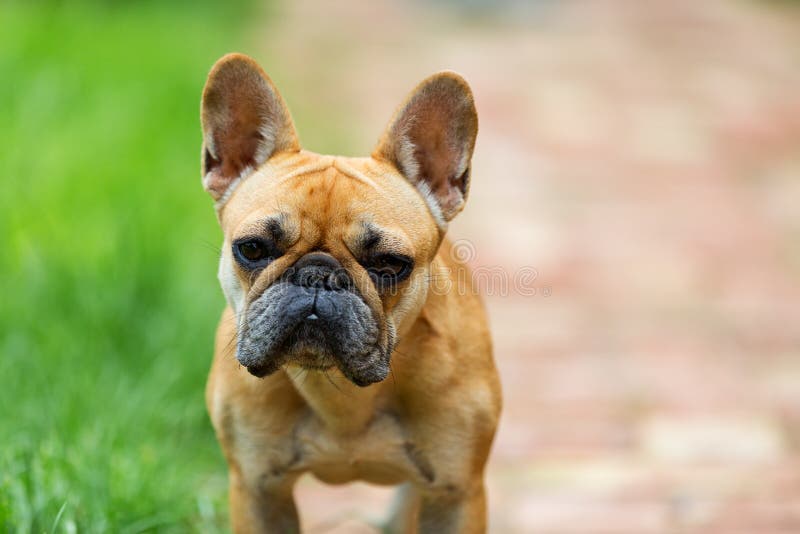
[201,53,501,534]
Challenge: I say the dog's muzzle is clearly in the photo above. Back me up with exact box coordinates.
[235,252,389,386]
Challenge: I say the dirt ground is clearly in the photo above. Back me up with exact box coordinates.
[252,1,800,531]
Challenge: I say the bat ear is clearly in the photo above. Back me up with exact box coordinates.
[200,53,300,202]
[373,71,478,222]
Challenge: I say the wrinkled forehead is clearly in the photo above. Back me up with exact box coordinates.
[219,154,439,250]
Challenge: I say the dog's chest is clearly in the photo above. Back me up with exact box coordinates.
[292,411,425,486]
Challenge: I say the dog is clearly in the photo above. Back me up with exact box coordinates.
[201,53,501,533]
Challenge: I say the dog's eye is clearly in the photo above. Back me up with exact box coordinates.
[239,241,266,261]
[233,238,276,268]
[366,253,413,287]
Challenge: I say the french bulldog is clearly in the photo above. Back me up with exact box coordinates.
[201,53,501,533]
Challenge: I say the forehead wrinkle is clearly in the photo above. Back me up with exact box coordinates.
[272,156,334,186]
[333,158,383,192]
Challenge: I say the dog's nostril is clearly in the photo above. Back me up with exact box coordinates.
[329,270,351,291]
[290,252,349,290]
[296,268,339,289]
[298,269,325,288]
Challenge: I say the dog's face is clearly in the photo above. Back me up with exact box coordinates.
[214,156,443,386]
[200,54,477,386]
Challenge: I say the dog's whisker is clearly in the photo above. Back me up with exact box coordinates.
[291,367,305,381]
[299,368,311,387]
[323,370,347,396]
[388,360,398,391]
[197,239,222,258]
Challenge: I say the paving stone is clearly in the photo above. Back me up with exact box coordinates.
[640,414,787,464]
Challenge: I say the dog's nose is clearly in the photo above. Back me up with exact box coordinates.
[289,252,349,290]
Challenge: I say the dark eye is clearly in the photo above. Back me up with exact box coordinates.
[233,238,276,268]
[366,253,413,287]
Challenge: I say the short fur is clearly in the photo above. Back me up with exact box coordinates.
[201,53,501,533]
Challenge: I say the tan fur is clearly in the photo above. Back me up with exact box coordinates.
[201,54,501,533]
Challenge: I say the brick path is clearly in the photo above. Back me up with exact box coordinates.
[253,1,800,531]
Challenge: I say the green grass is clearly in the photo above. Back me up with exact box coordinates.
[0,2,263,531]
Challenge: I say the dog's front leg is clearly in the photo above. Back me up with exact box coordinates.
[417,481,487,534]
[229,472,299,534]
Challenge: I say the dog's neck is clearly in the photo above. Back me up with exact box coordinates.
[285,365,384,435]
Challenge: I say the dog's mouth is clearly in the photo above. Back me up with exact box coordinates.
[242,316,337,377]
[242,326,390,387]
[278,320,339,368]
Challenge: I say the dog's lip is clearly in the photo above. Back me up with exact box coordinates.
[239,317,329,375]
[245,364,271,378]
[242,355,285,378]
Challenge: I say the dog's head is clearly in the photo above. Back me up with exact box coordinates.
[200,54,477,386]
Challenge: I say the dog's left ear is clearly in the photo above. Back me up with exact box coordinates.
[373,71,478,222]
[201,53,300,202]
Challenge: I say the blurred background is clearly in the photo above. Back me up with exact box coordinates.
[2,0,799,532]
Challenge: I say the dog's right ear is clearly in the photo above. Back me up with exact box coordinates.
[201,53,300,202]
